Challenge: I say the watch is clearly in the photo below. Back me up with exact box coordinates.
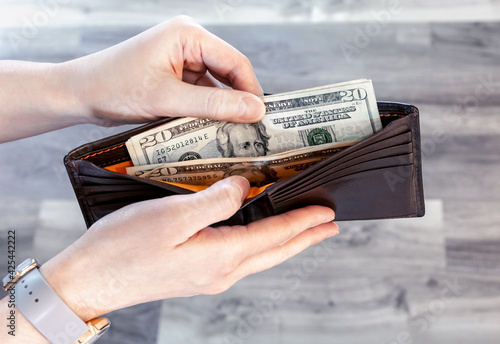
[2,258,110,344]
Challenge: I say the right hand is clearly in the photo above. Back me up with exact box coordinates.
[40,176,339,321]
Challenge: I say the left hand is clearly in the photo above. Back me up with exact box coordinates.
[62,15,266,126]
[0,16,265,143]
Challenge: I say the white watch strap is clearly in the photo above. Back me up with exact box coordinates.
[16,268,89,344]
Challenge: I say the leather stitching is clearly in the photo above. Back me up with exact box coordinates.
[80,143,125,160]
[381,114,405,118]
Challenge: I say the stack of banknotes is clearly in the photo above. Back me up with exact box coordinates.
[125,79,383,187]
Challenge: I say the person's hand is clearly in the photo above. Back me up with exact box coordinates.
[62,15,266,127]
[0,16,265,142]
[39,176,339,321]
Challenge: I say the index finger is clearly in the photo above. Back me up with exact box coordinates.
[228,205,336,258]
[181,19,264,96]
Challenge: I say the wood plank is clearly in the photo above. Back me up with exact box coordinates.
[158,271,500,344]
[2,1,500,28]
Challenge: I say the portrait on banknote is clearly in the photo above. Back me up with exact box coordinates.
[222,163,278,186]
[216,122,271,158]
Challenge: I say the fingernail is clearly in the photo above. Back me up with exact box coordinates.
[327,230,339,238]
[230,176,250,203]
[238,96,265,121]
[325,211,335,223]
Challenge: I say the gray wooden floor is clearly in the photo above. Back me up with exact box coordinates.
[1,2,500,344]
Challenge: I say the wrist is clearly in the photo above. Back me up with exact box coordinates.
[8,60,90,125]
[0,60,91,142]
[50,61,93,126]
[39,250,106,322]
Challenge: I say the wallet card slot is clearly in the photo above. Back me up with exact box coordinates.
[271,164,419,221]
[271,130,412,199]
[272,149,414,202]
[79,175,143,186]
[327,142,413,175]
[299,133,412,183]
[310,153,413,189]
[83,184,153,196]
[85,190,168,206]
[296,118,412,183]
[271,153,414,204]
[322,131,412,170]
[281,149,413,200]
[339,115,411,154]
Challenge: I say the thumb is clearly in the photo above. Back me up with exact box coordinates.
[180,176,251,232]
[166,81,266,122]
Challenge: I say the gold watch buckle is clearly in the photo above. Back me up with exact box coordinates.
[75,318,111,344]
[2,258,39,291]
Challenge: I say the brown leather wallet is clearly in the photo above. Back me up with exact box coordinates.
[64,101,425,228]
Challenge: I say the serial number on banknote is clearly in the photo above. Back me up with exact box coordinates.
[153,134,210,162]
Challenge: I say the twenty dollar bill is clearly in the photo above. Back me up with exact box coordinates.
[132,144,353,187]
[125,79,382,166]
